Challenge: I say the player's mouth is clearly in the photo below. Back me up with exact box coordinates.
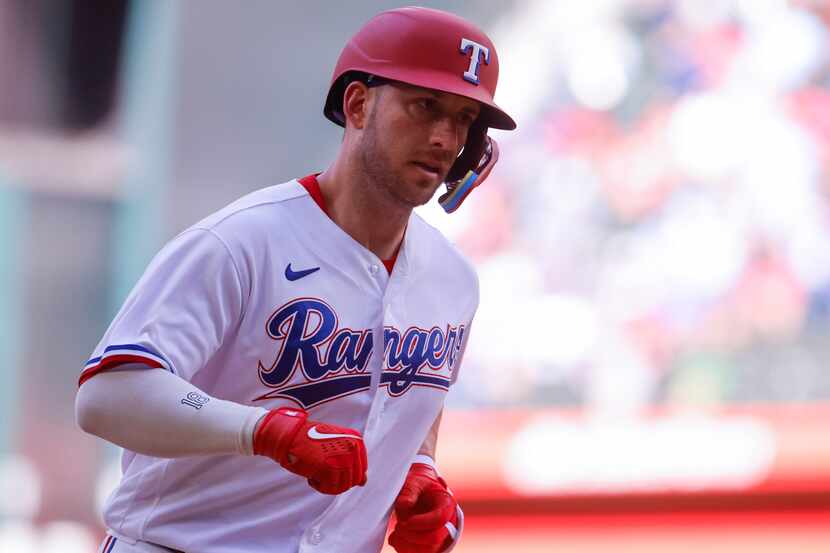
[411,161,443,180]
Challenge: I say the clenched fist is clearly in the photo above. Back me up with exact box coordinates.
[389,463,462,553]
[253,407,368,495]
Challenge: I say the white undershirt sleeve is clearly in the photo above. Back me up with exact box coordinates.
[76,366,268,458]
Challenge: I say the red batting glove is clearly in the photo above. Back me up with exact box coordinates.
[389,463,460,553]
[253,407,368,495]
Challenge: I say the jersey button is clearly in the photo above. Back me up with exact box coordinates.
[369,264,379,275]
[309,530,323,545]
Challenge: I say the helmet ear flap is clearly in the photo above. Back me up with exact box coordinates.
[325,71,373,126]
[440,121,499,213]
[324,74,349,126]
[445,121,487,183]
[325,72,390,127]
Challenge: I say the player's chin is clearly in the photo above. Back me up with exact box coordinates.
[407,162,445,188]
[406,185,441,208]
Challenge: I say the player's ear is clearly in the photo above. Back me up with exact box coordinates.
[343,81,371,130]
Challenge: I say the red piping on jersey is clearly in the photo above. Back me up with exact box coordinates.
[298,174,399,273]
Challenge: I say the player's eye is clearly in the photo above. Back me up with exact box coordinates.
[417,98,436,112]
[457,112,476,127]
[409,97,439,119]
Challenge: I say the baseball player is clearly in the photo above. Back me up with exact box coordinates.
[76,7,515,553]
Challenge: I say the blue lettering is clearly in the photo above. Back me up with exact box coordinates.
[258,299,337,385]
[381,324,466,395]
[448,326,465,368]
[426,327,447,368]
[384,327,403,368]
[399,328,429,370]
[256,299,464,403]
[329,329,374,373]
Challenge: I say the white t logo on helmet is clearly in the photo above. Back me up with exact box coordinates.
[459,38,490,85]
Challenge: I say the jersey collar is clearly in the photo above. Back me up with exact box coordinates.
[297,174,399,273]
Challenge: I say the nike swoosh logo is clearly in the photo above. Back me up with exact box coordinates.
[307,426,360,441]
[285,263,320,281]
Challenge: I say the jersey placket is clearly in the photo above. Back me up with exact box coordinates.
[298,228,412,553]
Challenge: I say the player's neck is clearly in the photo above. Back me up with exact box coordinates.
[316,167,409,261]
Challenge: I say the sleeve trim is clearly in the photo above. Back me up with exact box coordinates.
[79,344,175,386]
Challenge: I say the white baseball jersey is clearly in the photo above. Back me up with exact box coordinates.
[81,176,478,553]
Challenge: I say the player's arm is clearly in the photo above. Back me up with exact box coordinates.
[76,364,265,457]
[390,319,475,551]
[78,229,367,494]
[415,408,442,461]
[76,365,367,494]
[389,408,464,553]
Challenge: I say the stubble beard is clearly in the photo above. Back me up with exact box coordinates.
[358,112,440,210]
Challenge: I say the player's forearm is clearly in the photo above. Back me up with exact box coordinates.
[76,366,267,458]
[416,409,442,460]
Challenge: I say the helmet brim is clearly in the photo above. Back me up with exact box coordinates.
[324,68,516,131]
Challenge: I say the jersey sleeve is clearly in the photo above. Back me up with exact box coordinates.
[80,228,245,385]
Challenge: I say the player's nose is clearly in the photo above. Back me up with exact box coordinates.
[428,116,462,155]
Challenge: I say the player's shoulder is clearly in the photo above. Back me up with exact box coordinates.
[409,212,478,287]
[163,178,317,261]
[191,179,308,232]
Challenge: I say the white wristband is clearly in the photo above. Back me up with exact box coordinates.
[413,454,437,469]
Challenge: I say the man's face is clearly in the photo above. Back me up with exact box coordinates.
[357,81,481,209]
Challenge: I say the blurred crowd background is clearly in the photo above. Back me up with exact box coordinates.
[451,0,830,411]
[1,1,829,552]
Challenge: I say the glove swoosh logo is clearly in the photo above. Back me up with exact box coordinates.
[307,426,359,441]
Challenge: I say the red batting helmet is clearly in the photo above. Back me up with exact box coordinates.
[324,6,516,131]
